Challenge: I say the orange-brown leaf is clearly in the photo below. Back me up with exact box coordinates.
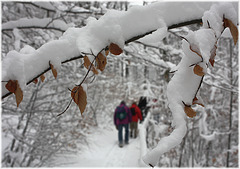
[5,80,17,93]
[33,78,38,84]
[109,43,123,55]
[5,80,23,107]
[192,97,204,107]
[78,86,87,114]
[96,52,107,71]
[15,83,23,107]
[83,56,91,69]
[91,66,99,75]
[40,74,45,82]
[71,86,79,103]
[184,106,197,118]
[71,86,87,114]
[105,48,109,56]
[224,18,238,45]
[50,63,57,79]
[193,64,205,76]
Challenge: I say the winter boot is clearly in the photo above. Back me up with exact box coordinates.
[119,142,123,148]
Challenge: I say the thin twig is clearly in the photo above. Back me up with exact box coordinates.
[57,98,72,117]
[194,75,204,99]
[58,52,98,116]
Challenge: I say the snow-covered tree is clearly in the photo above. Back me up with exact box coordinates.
[2,1,238,167]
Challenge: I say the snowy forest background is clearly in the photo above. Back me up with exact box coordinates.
[1,1,239,167]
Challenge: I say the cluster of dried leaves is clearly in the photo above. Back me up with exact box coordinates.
[5,41,123,115]
[70,42,123,114]
[5,62,57,107]
[183,17,238,118]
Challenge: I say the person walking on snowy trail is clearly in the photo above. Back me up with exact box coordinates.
[130,102,142,138]
[114,101,132,148]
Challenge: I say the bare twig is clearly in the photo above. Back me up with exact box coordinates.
[58,52,97,116]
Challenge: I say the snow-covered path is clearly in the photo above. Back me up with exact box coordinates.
[48,126,141,167]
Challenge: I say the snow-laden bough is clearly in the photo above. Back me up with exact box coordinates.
[142,2,238,167]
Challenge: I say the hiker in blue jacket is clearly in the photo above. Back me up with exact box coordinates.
[114,101,132,147]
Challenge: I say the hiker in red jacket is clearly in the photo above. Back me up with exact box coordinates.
[129,102,142,138]
[114,101,132,147]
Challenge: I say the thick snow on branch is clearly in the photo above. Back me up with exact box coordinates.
[142,2,238,167]
[2,17,70,31]
[2,2,213,98]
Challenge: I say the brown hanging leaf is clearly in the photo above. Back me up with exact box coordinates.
[71,86,79,103]
[109,43,123,55]
[84,56,91,69]
[96,52,107,71]
[192,97,204,107]
[15,84,23,107]
[50,63,57,79]
[5,80,17,93]
[33,78,38,84]
[105,48,109,56]
[71,86,87,114]
[91,66,99,75]
[40,74,45,82]
[84,56,98,74]
[193,64,205,76]
[5,80,23,107]
[223,18,238,45]
[184,105,197,118]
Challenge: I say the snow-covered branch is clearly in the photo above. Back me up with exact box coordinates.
[2,2,214,99]
[142,2,238,167]
[2,18,70,32]
[139,111,152,167]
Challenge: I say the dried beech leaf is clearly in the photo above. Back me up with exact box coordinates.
[71,86,87,114]
[83,56,98,74]
[184,106,197,118]
[71,86,79,104]
[15,83,23,107]
[193,64,205,76]
[40,74,45,82]
[5,80,23,107]
[91,66,99,75]
[5,80,17,93]
[84,56,91,69]
[78,86,87,114]
[224,18,238,45]
[105,48,109,56]
[33,78,38,84]
[50,63,57,79]
[192,97,204,107]
[109,43,123,55]
[96,52,107,71]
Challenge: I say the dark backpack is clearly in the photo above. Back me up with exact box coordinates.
[116,106,127,120]
[130,107,136,116]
